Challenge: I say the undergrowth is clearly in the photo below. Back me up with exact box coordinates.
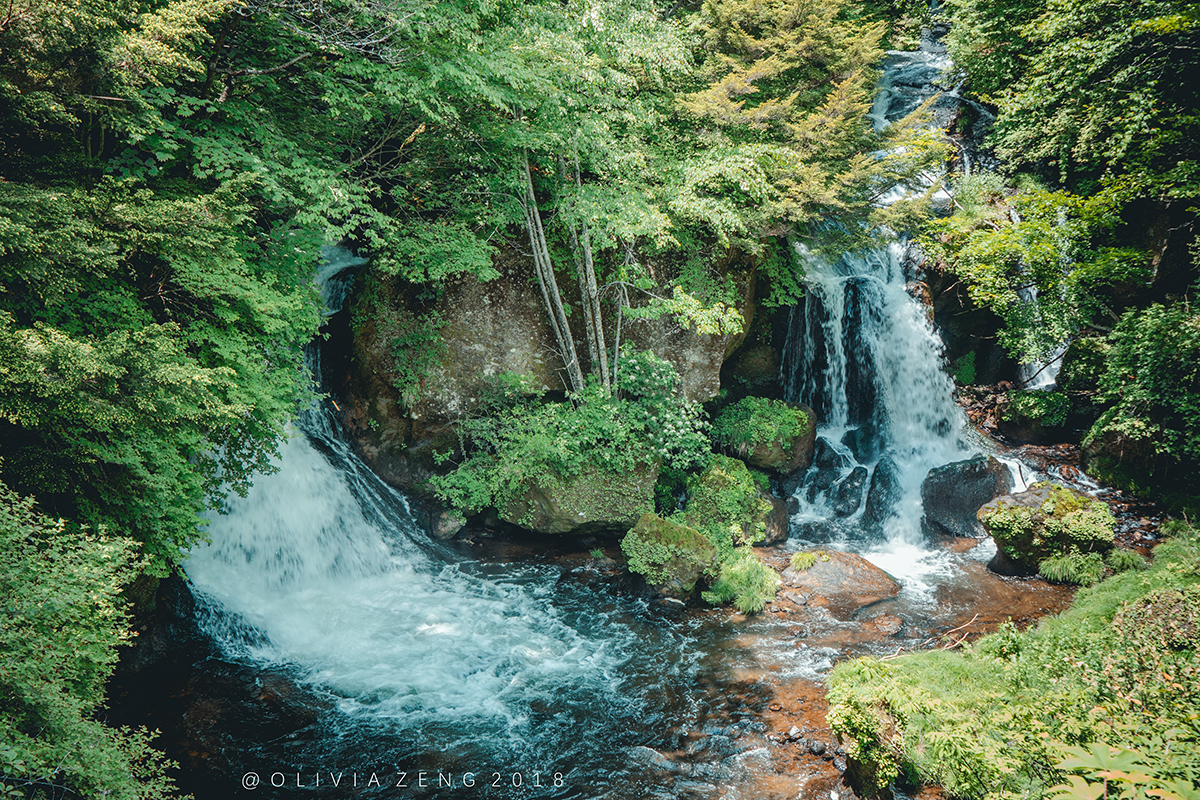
[828,520,1200,800]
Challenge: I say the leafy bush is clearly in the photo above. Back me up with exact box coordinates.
[828,521,1200,800]
[1007,389,1070,427]
[712,396,811,452]
[431,351,709,516]
[1083,304,1200,509]
[0,480,181,799]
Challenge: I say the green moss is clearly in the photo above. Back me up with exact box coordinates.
[620,512,716,594]
[980,483,1115,569]
[828,522,1200,800]
[951,351,977,385]
[682,455,774,553]
[712,396,811,452]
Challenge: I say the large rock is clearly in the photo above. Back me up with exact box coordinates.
[921,455,1014,539]
[977,483,1115,576]
[779,550,901,617]
[620,513,717,601]
[342,244,755,497]
[833,466,869,518]
[501,462,657,535]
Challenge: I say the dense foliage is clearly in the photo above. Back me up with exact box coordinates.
[828,521,1200,800]
[929,0,1200,509]
[0,480,180,799]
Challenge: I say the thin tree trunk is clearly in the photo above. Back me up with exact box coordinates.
[522,154,586,394]
[573,150,610,392]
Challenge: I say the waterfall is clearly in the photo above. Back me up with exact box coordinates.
[181,247,736,796]
[780,49,977,560]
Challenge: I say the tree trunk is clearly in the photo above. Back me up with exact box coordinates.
[573,150,610,392]
[522,154,586,394]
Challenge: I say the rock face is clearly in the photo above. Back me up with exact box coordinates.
[501,462,657,535]
[342,244,756,498]
[620,513,717,601]
[921,455,1014,539]
[429,509,466,540]
[779,551,901,617]
[762,495,791,546]
[977,483,1115,576]
[861,455,903,535]
[833,466,869,518]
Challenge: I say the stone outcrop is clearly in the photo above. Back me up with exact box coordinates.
[778,550,901,618]
[341,244,756,498]
[921,455,1014,539]
[620,513,718,601]
[501,462,657,535]
[977,483,1115,576]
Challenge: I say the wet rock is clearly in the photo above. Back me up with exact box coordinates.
[978,483,1115,576]
[841,423,882,464]
[762,495,791,546]
[862,614,903,637]
[779,551,901,617]
[428,508,466,540]
[620,513,717,601]
[502,461,657,534]
[788,726,802,740]
[810,740,827,756]
[921,454,1014,539]
[833,466,869,518]
[860,455,903,535]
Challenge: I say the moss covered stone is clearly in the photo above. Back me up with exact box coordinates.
[682,455,780,551]
[712,397,816,474]
[621,513,718,600]
[978,482,1114,576]
[501,462,656,535]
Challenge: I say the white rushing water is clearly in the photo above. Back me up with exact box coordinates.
[780,49,986,594]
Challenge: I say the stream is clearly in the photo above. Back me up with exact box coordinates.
[108,39,1080,800]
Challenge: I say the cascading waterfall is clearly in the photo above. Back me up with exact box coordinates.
[182,247,764,799]
[780,48,982,582]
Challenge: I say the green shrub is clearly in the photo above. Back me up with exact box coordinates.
[1038,549,1105,585]
[702,551,779,613]
[681,455,774,554]
[0,480,180,799]
[711,396,811,452]
[791,551,818,571]
[1105,548,1146,573]
[1007,389,1070,427]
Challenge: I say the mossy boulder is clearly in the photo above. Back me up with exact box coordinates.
[977,482,1115,576]
[621,513,718,601]
[682,455,782,549]
[921,454,1014,539]
[712,397,816,475]
[501,462,657,535]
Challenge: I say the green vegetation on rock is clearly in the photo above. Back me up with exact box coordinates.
[702,550,781,615]
[713,397,812,453]
[682,455,775,553]
[828,521,1200,800]
[791,551,819,571]
[620,513,717,599]
[431,351,707,531]
[979,483,1115,573]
